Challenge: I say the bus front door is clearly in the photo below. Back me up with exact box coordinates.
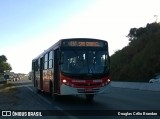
[53,49,60,95]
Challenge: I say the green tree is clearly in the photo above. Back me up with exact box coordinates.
[0,55,12,73]
[111,22,160,82]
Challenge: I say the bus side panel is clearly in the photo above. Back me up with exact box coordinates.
[42,69,53,93]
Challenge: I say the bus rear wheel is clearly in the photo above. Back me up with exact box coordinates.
[52,94,59,101]
[50,82,59,101]
[86,94,94,101]
[35,87,41,93]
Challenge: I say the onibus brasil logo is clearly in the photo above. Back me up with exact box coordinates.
[1,111,42,117]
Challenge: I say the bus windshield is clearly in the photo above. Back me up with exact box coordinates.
[61,50,109,77]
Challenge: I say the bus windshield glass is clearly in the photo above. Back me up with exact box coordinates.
[61,50,109,77]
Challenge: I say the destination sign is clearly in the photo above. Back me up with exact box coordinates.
[62,41,106,47]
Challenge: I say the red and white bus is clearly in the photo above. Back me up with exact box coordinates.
[32,38,111,101]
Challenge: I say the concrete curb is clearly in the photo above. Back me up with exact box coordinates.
[111,81,160,91]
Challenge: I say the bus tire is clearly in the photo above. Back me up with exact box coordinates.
[35,88,40,93]
[52,94,59,101]
[50,82,59,101]
[86,94,94,101]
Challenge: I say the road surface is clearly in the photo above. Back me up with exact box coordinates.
[1,79,160,119]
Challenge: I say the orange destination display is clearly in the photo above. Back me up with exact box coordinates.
[62,40,106,47]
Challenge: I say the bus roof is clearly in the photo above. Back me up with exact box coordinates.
[32,38,108,61]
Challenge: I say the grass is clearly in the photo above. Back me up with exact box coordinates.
[0,82,16,93]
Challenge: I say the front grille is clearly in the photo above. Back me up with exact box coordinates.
[74,83,101,87]
[77,88,100,93]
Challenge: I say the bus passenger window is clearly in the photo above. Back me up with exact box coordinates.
[49,51,53,68]
[44,53,48,69]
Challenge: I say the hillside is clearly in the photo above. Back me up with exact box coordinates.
[110,22,160,82]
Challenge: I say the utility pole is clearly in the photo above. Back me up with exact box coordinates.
[154,15,158,23]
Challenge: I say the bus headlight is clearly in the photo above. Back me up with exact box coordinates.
[107,79,111,83]
[62,79,67,83]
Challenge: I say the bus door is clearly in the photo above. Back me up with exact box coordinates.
[40,57,43,90]
[53,49,60,94]
[32,61,36,87]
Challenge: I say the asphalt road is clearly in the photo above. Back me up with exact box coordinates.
[1,79,160,119]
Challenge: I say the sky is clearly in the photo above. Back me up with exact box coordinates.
[0,0,160,74]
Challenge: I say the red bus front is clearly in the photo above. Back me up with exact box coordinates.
[59,49,111,95]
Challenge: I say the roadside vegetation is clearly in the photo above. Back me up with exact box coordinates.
[0,82,18,110]
[0,55,12,73]
[0,83,15,93]
[110,22,160,82]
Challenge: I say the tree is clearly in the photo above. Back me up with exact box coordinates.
[0,55,12,73]
[0,55,7,62]
[111,22,160,82]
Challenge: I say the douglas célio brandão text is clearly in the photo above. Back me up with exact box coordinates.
[118,111,158,116]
